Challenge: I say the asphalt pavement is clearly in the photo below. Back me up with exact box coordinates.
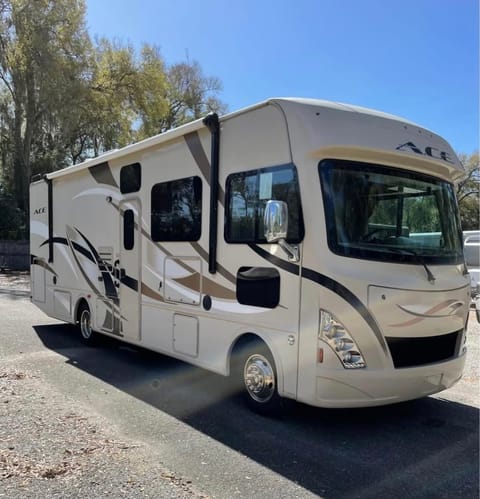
[0,283,478,498]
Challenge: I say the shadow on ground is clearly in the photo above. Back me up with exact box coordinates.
[33,323,479,499]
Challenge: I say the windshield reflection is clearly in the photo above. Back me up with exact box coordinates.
[319,160,463,264]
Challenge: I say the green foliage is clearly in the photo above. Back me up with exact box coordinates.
[0,0,90,213]
[0,183,26,239]
[0,0,226,237]
[134,44,169,140]
[457,152,479,230]
[161,60,228,132]
[405,197,440,233]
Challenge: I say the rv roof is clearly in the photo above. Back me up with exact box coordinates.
[272,97,421,126]
[45,97,427,180]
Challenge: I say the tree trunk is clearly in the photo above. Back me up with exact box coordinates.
[13,97,27,214]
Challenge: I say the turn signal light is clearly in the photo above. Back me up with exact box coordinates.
[319,310,366,369]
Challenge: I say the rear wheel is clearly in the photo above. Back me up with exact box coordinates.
[78,303,96,344]
[234,339,283,416]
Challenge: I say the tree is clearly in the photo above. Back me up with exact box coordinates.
[160,60,227,131]
[0,0,90,213]
[134,44,169,140]
[63,40,170,162]
[0,183,25,238]
[0,1,227,233]
[68,38,141,160]
[457,152,479,230]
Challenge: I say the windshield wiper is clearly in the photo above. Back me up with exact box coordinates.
[387,247,436,284]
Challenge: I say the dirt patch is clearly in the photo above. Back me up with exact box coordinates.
[0,368,208,498]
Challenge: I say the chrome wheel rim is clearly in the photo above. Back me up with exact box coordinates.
[80,309,92,339]
[244,354,275,403]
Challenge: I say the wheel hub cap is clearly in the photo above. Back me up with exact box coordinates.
[244,354,275,403]
[81,310,92,339]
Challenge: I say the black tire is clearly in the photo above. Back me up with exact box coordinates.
[78,302,96,344]
[233,339,284,416]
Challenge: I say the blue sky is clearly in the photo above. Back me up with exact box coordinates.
[86,0,479,154]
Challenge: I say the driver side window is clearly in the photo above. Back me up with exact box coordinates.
[225,163,304,244]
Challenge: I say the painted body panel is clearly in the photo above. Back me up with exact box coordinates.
[30,98,469,408]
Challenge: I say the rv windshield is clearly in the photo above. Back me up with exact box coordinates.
[319,159,463,265]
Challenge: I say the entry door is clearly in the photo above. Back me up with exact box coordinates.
[119,199,141,340]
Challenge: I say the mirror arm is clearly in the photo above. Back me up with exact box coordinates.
[278,239,300,262]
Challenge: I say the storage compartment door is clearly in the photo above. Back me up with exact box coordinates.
[32,260,46,303]
[173,314,199,357]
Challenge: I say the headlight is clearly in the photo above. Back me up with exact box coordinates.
[319,310,366,369]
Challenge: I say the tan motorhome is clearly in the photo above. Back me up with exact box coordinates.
[30,98,470,414]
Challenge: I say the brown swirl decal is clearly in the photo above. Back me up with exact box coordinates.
[389,299,466,327]
[141,282,165,302]
[173,273,236,300]
[184,131,225,205]
[190,242,236,285]
[31,256,58,277]
[110,193,237,297]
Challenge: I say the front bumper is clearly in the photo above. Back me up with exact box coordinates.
[312,351,466,408]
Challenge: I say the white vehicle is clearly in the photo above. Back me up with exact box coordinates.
[463,230,480,298]
[30,98,470,414]
[474,294,480,324]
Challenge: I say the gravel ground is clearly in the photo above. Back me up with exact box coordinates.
[0,271,30,295]
[0,366,209,499]
[0,272,209,499]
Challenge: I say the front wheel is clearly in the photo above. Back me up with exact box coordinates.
[78,303,96,344]
[235,341,284,416]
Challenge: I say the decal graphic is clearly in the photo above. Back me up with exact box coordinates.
[72,186,119,202]
[249,243,388,353]
[191,242,236,285]
[184,131,225,204]
[30,255,58,276]
[141,282,165,302]
[64,226,108,299]
[150,237,235,301]
[109,199,236,301]
[52,226,123,336]
[389,299,466,327]
[40,237,96,264]
[395,142,454,164]
[34,220,79,278]
[74,227,119,299]
[173,273,236,300]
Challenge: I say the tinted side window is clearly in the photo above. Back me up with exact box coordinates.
[151,176,202,241]
[120,163,141,194]
[225,164,304,243]
[123,209,134,250]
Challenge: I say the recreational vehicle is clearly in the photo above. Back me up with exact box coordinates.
[30,98,470,413]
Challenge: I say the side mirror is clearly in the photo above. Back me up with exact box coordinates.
[263,200,300,262]
[264,200,288,242]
